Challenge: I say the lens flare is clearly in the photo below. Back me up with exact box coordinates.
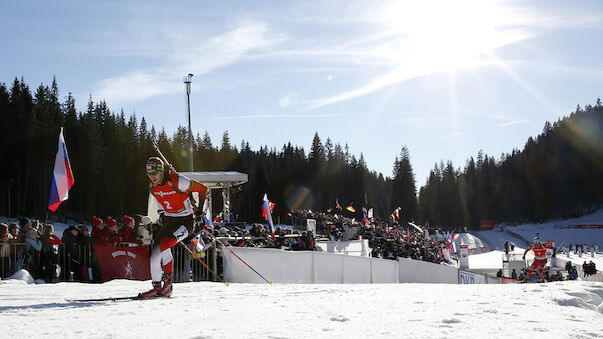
[285,184,313,210]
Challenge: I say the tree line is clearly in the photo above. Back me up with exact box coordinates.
[417,101,603,227]
[0,77,600,228]
[0,78,414,224]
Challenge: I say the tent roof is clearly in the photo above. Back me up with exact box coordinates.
[180,171,248,189]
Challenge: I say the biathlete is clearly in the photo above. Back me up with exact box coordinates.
[523,237,554,282]
[138,157,208,298]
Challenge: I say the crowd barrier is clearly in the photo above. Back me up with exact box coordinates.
[222,247,459,284]
[0,242,215,283]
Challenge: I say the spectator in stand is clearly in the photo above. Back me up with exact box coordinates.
[137,216,153,245]
[61,225,81,281]
[92,216,121,246]
[17,227,43,276]
[41,224,62,282]
[91,216,106,244]
[582,261,588,276]
[1,223,11,277]
[9,223,19,239]
[19,217,32,239]
[105,217,123,246]
[75,224,99,281]
[120,215,137,244]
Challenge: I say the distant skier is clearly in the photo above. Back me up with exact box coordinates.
[523,237,554,282]
[138,157,208,298]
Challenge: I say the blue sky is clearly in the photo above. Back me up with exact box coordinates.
[2,0,602,184]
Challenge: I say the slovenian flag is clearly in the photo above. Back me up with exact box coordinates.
[262,193,275,236]
[362,207,370,225]
[448,239,458,253]
[48,128,74,212]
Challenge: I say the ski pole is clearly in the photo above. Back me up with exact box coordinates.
[205,227,273,285]
[178,242,229,286]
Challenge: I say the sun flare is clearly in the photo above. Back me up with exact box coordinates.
[378,0,526,72]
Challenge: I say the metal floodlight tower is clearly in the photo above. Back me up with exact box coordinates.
[184,73,194,171]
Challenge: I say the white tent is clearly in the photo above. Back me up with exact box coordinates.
[147,171,248,222]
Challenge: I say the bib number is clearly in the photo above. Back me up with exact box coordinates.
[173,225,188,242]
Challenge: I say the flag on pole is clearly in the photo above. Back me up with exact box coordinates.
[390,207,401,220]
[262,193,275,236]
[48,128,74,212]
[192,234,204,253]
[362,207,370,225]
[335,198,342,211]
[202,199,213,229]
[346,204,356,213]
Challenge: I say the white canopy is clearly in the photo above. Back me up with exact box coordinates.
[179,171,248,188]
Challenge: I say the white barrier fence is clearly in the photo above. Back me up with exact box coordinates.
[223,248,458,284]
[315,240,371,257]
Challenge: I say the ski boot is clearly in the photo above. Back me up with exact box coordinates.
[160,273,173,297]
[138,282,162,298]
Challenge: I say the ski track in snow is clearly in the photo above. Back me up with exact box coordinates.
[1,279,602,338]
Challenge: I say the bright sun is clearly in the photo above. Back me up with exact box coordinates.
[378,0,526,73]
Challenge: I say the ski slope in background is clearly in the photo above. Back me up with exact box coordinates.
[1,271,602,338]
[469,209,603,271]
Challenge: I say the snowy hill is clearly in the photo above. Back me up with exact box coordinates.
[468,209,603,272]
[1,274,602,338]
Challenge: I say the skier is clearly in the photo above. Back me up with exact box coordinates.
[138,157,208,298]
[523,236,554,282]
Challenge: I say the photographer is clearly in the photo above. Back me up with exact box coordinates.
[16,226,43,277]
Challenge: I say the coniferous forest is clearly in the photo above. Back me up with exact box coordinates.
[0,78,601,228]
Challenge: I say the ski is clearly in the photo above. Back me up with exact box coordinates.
[67,296,171,302]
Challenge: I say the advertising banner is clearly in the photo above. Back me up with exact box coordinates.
[459,270,485,284]
[459,245,469,269]
[93,245,150,282]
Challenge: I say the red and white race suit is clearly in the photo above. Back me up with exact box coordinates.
[151,172,208,217]
[524,242,554,280]
[148,172,207,282]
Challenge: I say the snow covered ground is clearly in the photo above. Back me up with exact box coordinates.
[1,271,602,338]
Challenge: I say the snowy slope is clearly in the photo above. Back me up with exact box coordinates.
[1,273,602,338]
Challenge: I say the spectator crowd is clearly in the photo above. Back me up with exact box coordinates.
[1,210,600,285]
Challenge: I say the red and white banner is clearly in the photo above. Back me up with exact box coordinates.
[93,245,151,282]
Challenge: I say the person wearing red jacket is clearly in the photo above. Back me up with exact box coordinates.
[138,157,207,298]
[523,237,554,281]
[91,216,121,246]
[120,215,138,244]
